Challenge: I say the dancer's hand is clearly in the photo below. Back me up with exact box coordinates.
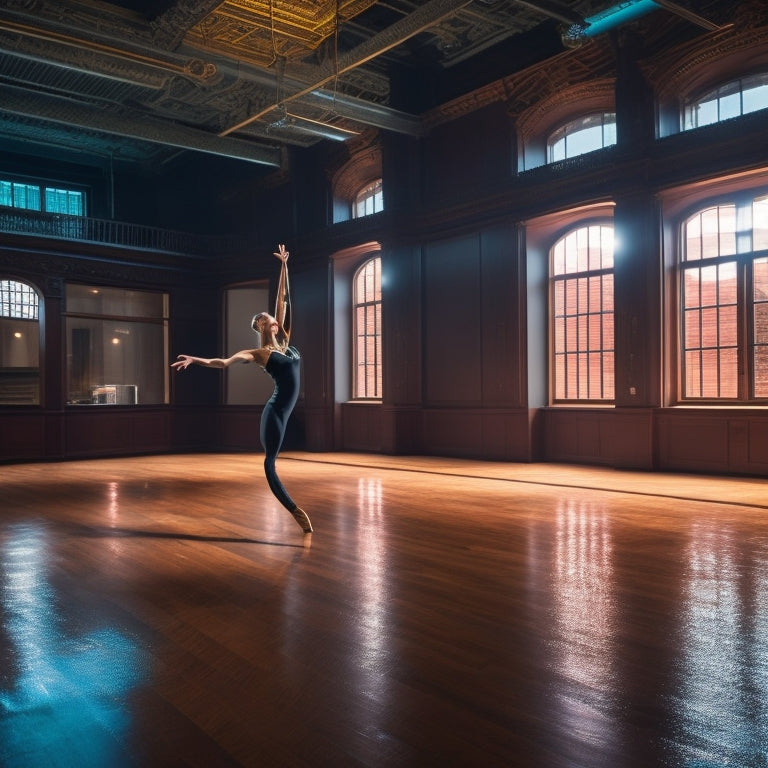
[171,355,194,371]
[273,243,289,262]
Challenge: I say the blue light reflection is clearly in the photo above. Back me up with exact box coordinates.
[0,523,147,767]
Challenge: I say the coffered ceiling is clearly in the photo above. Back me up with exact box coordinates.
[0,0,735,170]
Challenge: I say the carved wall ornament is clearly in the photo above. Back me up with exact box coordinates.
[330,131,382,202]
[423,39,615,132]
[645,19,768,103]
[515,78,616,141]
[184,0,376,68]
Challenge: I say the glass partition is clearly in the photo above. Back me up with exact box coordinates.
[0,279,40,405]
[66,284,168,405]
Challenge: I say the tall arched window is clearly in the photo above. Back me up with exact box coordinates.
[353,256,382,399]
[353,179,383,219]
[547,113,616,163]
[0,279,41,404]
[551,224,615,401]
[683,73,768,131]
[679,193,768,400]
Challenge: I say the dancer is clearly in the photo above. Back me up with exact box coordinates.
[171,244,313,534]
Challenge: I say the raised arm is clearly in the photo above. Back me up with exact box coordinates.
[171,350,255,371]
[273,243,292,343]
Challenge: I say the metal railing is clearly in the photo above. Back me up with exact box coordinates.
[0,206,245,258]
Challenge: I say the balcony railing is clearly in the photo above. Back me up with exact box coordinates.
[0,206,245,258]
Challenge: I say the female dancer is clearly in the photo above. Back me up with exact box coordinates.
[171,244,313,534]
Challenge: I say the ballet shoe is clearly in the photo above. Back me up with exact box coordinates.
[291,507,313,534]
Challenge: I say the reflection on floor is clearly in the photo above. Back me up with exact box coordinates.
[1,452,767,767]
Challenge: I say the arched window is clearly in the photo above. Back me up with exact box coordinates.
[0,279,41,404]
[353,256,382,399]
[547,113,616,163]
[551,224,615,401]
[683,73,768,131]
[678,193,768,400]
[353,179,383,219]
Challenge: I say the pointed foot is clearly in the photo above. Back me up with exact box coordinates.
[291,507,314,534]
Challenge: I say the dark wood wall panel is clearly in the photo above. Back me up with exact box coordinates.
[543,409,616,467]
[64,409,171,458]
[423,235,483,405]
[304,406,334,452]
[422,409,485,457]
[480,225,523,407]
[656,411,768,475]
[0,412,47,461]
[340,402,384,452]
[747,420,768,470]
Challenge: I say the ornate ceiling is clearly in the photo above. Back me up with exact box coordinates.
[0,0,736,169]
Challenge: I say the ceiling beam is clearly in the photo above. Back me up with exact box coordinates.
[0,86,282,166]
[219,0,476,137]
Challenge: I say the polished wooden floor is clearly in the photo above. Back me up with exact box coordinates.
[1,452,767,768]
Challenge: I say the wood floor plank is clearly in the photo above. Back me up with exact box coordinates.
[1,453,767,767]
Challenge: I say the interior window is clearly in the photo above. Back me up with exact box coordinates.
[0,279,40,405]
[65,284,168,405]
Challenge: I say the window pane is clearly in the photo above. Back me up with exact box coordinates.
[45,187,84,216]
[550,224,614,401]
[680,258,738,399]
[754,197,768,251]
[685,206,737,261]
[718,347,738,397]
[66,284,168,406]
[549,133,566,162]
[1,280,39,319]
[693,98,718,128]
[11,182,41,211]
[754,346,768,397]
[0,280,40,405]
[718,90,741,121]
[66,319,167,405]
[547,113,616,162]
[67,284,167,318]
[352,256,382,399]
[568,123,604,157]
[684,74,768,130]
[353,179,383,220]
[753,257,768,397]
[743,80,768,115]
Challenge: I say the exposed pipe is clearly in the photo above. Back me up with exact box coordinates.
[0,85,282,166]
[219,0,476,137]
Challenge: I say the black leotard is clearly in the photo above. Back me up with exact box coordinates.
[260,346,301,511]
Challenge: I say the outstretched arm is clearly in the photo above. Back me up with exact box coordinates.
[273,243,292,343]
[171,350,255,371]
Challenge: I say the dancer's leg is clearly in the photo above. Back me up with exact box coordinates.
[260,403,313,533]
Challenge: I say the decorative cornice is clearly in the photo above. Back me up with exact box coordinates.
[329,129,382,200]
[422,39,616,131]
[515,79,616,142]
[0,247,189,290]
[644,3,768,101]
